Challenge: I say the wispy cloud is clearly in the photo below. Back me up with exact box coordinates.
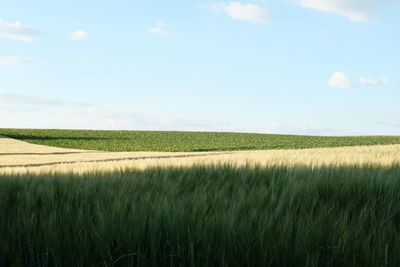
[0,56,33,65]
[147,22,178,37]
[293,0,396,22]
[375,121,400,130]
[0,92,378,135]
[0,18,41,41]
[67,30,89,41]
[360,76,388,87]
[0,92,228,131]
[210,2,269,24]
[328,72,351,90]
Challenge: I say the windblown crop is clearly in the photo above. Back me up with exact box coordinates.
[1,165,400,266]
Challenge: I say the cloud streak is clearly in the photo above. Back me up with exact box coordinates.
[211,2,269,24]
[360,76,388,87]
[0,93,378,135]
[293,0,397,22]
[147,22,178,37]
[0,56,33,65]
[0,92,227,131]
[67,30,89,41]
[0,18,41,41]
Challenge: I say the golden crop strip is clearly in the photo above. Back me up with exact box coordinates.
[2,136,400,175]
[0,135,85,154]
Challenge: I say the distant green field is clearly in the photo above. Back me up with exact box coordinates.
[1,165,400,266]
[2,128,400,152]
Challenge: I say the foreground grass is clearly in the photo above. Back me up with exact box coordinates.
[2,128,400,152]
[1,165,400,266]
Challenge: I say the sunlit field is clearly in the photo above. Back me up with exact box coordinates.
[3,0,399,266]
[2,143,400,175]
[2,130,400,266]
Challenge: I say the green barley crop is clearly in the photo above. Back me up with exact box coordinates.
[1,164,400,266]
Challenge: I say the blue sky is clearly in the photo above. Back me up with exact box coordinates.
[0,0,399,135]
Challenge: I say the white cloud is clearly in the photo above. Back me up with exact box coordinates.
[0,92,227,131]
[67,30,88,41]
[359,76,388,87]
[293,0,395,22]
[328,72,351,90]
[147,22,178,37]
[211,2,269,23]
[0,18,41,41]
[0,56,32,65]
[2,92,395,135]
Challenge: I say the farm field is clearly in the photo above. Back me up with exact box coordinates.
[3,0,399,265]
[2,128,400,152]
[2,133,400,174]
[2,130,400,266]
[0,135,226,173]
[2,165,400,266]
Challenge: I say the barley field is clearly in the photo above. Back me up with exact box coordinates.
[2,130,400,266]
[2,134,400,175]
[2,165,400,266]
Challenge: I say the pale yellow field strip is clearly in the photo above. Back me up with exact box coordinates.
[0,135,85,154]
[0,150,231,167]
[2,136,400,175]
[0,136,230,170]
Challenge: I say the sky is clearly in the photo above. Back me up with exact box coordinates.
[0,0,399,135]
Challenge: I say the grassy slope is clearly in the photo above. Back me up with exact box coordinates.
[2,128,400,152]
[1,165,400,266]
